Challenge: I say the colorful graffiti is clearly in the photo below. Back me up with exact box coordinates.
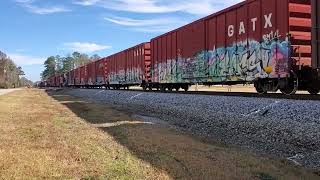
[126,68,143,84]
[109,68,143,84]
[96,76,104,85]
[152,38,290,84]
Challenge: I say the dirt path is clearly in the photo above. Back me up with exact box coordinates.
[0,89,318,179]
[0,89,19,96]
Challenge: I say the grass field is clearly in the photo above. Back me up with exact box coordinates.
[0,89,318,179]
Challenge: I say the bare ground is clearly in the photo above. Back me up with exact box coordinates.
[0,89,318,179]
[0,88,20,96]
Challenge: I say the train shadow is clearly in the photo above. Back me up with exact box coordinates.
[45,89,222,179]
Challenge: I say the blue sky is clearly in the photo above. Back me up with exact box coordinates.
[0,0,241,82]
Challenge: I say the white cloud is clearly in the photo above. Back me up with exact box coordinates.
[16,0,71,14]
[74,0,243,15]
[15,0,34,3]
[63,42,112,53]
[73,0,101,6]
[104,16,163,27]
[25,5,71,14]
[8,53,45,66]
[104,16,187,32]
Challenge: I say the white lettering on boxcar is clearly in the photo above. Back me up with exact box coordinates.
[264,13,273,28]
[228,25,234,37]
[226,13,274,37]
[239,21,245,34]
[251,17,257,32]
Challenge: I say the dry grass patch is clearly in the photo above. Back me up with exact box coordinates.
[51,89,319,180]
[0,89,318,179]
[0,89,169,179]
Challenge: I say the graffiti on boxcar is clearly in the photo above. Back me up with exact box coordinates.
[109,70,126,84]
[152,34,290,83]
[262,30,281,44]
[126,68,143,84]
[109,68,143,84]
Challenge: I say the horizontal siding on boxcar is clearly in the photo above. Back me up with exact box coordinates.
[289,0,312,66]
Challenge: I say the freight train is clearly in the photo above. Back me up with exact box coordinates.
[46,0,320,95]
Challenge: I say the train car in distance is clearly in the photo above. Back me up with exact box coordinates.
[63,42,151,89]
[46,74,64,87]
[106,42,151,90]
[147,0,320,94]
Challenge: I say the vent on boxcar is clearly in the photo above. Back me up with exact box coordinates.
[289,0,312,67]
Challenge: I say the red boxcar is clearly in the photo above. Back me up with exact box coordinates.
[47,75,61,87]
[80,66,86,85]
[108,51,126,85]
[48,76,55,87]
[150,0,317,94]
[58,74,64,86]
[95,58,107,86]
[126,43,151,84]
[67,69,75,86]
[74,67,81,86]
[107,42,151,87]
[87,61,96,85]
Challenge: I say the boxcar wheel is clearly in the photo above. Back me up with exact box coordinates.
[160,86,166,92]
[142,85,147,91]
[183,86,189,92]
[254,81,267,94]
[307,87,320,95]
[255,86,267,94]
[280,72,298,95]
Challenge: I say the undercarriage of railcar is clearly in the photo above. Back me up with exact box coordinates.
[142,83,191,92]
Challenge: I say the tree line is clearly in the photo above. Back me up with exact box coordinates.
[0,51,28,88]
[41,52,100,80]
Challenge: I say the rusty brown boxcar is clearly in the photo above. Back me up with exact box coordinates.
[67,69,75,86]
[106,42,151,89]
[79,65,86,86]
[94,58,107,86]
[74,67,81,86]
[148,0,320,94]
[87,61,96,86]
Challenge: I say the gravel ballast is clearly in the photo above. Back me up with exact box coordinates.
[60,89,320,169]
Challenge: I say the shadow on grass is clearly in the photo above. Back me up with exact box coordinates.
[46,89,320,180]
[47,91,203,179]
